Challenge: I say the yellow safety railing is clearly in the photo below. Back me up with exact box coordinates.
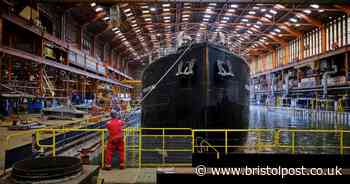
[5,127,350,171]
[35,128,107,168]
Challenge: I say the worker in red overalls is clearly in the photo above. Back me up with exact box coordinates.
[104,110,126,170]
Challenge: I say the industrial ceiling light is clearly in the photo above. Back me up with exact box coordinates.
[150,7,156,11]
[163,8,170,12]
[274,28,281,33]
[142,10,150,14]
[303,9,311,14]
[289,17,298,23]
[124,8,131,13]
[260,8,267,12]
[257,21,263,25]
[182,18,189,21]
[131,24,137,27]
[126,13,133,17]
[223,16,230,20]
[318,9,325,12]
[142,6,148,9]
[264,14,272,19]
[248,11,256,15]
[221,20,228,23]
[102,16,110,21]
[209,3,217,6]
[228,9,236,12]
[145,18,152,21]
[269,9,278,15]
[241,18,249,22]
[95,7,103,12]
[295,23,300,27]
[253,6,260,10]
[246,23,251,26]
[164,16,171,19]
[164,19,170,23]
[230,4,239,8]
[112,27,118,31]
[203,18,209,22]
[182,14,190,18]
[270,31,277,35]
[90,2,96,7]
[225,12,233,16]
[310,4,320,9]
[254,25,261,29]
[162,4,170,7]
[204,14,211,18]
[274,4,285,9]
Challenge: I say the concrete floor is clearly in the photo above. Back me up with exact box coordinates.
[98,167,193,184]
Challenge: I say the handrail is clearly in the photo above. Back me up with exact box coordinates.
[4,127,350,170]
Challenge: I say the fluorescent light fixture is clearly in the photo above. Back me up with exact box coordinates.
[102,16,110,21]
[260,8,267,12]
[270,32,277,35]
[231,4,239,8]
[145,18,152,21]
[310,4,319,9]
[304,9,312,14]
[295,24,300,27]
[164,16,171,19]
[289,17,298,23]
[241,18,249,22]
[223,16,230,20]
[225,12,233,16]
[121,38,127,41]
[228,9,236,12]
[112,27,118,31]
[150,7,156,11]
[247,30,253,34]
[254,25,261,29]
[274,28,281,32]
[114,30,120,34]
[142,6,149,9]
[278,34,283,37]
[162,4,170,7]
[163,8,170,12]
[135,29,141,33]
[142,10,150,14]
[246,23,251,26]
[257,21,263,25]
[253,6,260,10]
[248,11,256,15]
[126,13,133,17]
[124,8,131,13]
[209,3,217,6]
[164,19,170,23]
[131,24,137,27]
[264,14,272,19]
[318,9,324,12]
[204,14,211,18]
[95,7,103,12]
[274,4,285,9]
[90,2,96,7]
[203,18,209,22]
[182,18,189,21]
[269,9,277,14]
[182,14,190,18]
[221,20,227,23]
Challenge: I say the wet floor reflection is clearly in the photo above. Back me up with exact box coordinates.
[245,106,350,154]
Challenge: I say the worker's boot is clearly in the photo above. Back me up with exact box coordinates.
[103,164,112,170]
[119,163,125,170]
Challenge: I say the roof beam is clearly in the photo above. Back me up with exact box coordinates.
[334,4,350,15]
[294,12,322,28]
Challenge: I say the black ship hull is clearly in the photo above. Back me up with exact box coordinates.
[142,42,250,130]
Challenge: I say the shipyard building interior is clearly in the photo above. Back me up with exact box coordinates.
[0,0,350,183]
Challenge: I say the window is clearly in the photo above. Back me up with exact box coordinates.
[330,21,333,50]
[326,24,329,51]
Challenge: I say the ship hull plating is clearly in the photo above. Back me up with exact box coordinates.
[142,43,249,130]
